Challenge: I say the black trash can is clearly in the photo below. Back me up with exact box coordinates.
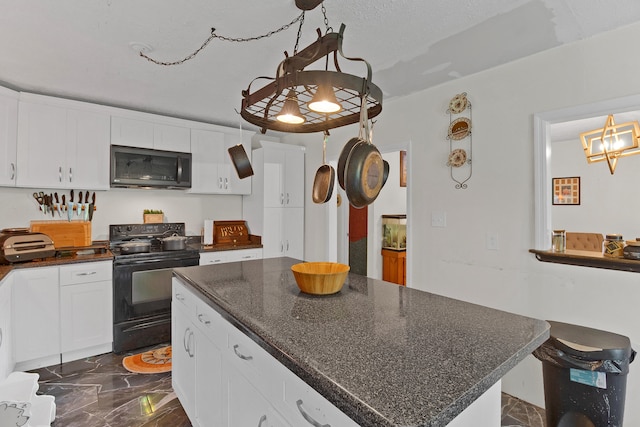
[533,320,636,427]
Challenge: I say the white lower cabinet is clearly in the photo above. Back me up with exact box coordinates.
[12,261,113,371]
[0,273,14,381]
[172,278,223,427]
[12,267,60,369]
[59,261,113,362]
[199,248,263,266]
[173,277,358,427]
[224,363,291,427]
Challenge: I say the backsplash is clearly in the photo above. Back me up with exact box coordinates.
[0,187,244,240]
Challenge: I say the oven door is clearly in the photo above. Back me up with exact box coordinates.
[113,254,199,352]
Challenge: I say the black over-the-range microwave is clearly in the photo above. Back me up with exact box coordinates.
[110,145,192,189]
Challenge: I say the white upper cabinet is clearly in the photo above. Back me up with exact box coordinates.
[263,145,304,208]
[111,116,191,152]
[0,87,18,187]
[16,95,111,190]
[189,128,252,195]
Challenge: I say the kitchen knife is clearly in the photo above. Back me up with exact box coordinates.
[61,194,67,220]
[88,192,95,221]
[76,191,83,217]
[43,194,49,215]
[85,191,90,220]
[68,190,74,221]
[49,193,55,217]
[54,192,60,217]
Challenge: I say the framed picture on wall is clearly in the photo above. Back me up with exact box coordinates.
[400,150,407,187]
[552,176,580,205]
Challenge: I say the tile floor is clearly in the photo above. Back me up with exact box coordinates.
[28,348,546,426]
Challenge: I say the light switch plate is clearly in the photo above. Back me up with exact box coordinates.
[486,232,499,250]
[431,211,447,227]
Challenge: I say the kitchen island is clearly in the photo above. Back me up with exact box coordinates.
[173,257,549,427]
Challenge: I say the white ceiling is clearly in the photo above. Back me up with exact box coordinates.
[2,0,640,131]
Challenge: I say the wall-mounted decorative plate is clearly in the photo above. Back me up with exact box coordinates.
[448,117,471,140]
[448,93,468,114]
[447,148,467,167]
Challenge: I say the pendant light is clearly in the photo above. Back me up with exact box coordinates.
[308,83,342,114]
[276,90,305,124]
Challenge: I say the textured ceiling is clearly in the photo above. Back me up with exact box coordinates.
[1,0,640,131]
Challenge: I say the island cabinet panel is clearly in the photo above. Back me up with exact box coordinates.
[172,278,224,427]
[173,277,357,427]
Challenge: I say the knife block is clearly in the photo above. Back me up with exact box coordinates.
[30,220,92,248]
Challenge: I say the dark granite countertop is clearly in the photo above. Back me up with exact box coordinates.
[173,257,549,427]
[0,250,114,281]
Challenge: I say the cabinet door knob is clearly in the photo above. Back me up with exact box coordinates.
[59,166,62,182]
[10,163,15,181]
[69,167,73,183]
[233,344,253,361]
[296,399,330,427]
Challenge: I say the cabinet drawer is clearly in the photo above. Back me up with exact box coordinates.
[194,299,226,349]
[172,278,198,314]
[225,322,284,399]
[227,248,262,262]
[199,251,230,265]
[283,372,359,427]
[59,261,112,286]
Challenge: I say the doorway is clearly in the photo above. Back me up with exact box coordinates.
[333,144,411,282]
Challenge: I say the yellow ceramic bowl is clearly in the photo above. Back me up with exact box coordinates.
[291,262,350,295]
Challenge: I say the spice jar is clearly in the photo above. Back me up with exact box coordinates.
[552,230,566,252]
[603,234,624,257]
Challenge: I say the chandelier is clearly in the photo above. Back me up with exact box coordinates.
[579,114,640,174]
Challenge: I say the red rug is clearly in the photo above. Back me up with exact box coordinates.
[122,346,172,374]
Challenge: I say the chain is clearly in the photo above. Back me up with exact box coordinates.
[140,11,305,66]
[293,11,305,54]
[322,3,332,33]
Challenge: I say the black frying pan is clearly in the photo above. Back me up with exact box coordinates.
[312,132,335,204]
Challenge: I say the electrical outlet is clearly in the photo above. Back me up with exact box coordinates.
[431,211,447,227]
[486,232,499,250]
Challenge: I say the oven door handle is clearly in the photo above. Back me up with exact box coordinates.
[114,257,199,266]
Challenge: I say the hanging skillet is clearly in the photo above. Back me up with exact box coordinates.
[312,131,335,204]
[343,97,386,208]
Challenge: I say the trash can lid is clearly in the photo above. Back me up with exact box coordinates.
[548,320,633,361]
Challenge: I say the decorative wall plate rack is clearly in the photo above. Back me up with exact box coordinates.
[446,92,472,189]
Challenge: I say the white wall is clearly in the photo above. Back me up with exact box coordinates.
[298,20,640,422]
[0,187,243,239]
[551,138,640,240]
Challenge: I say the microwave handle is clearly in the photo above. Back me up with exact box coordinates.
[176,156,183,184]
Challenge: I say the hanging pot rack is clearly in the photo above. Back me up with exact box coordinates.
[240,24,383,134]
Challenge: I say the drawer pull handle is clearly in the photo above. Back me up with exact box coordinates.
[175,293,185,301]
[242,255,252,259]
[233,344,253,361]
[297,400,330,427]
[76,271,97,276]
[198,314,211,325]
[258,414,267,427]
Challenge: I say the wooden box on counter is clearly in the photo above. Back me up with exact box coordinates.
[213,220,251,246]
[30,220,92,248]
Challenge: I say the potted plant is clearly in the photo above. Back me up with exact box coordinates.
[143,209,164,223]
